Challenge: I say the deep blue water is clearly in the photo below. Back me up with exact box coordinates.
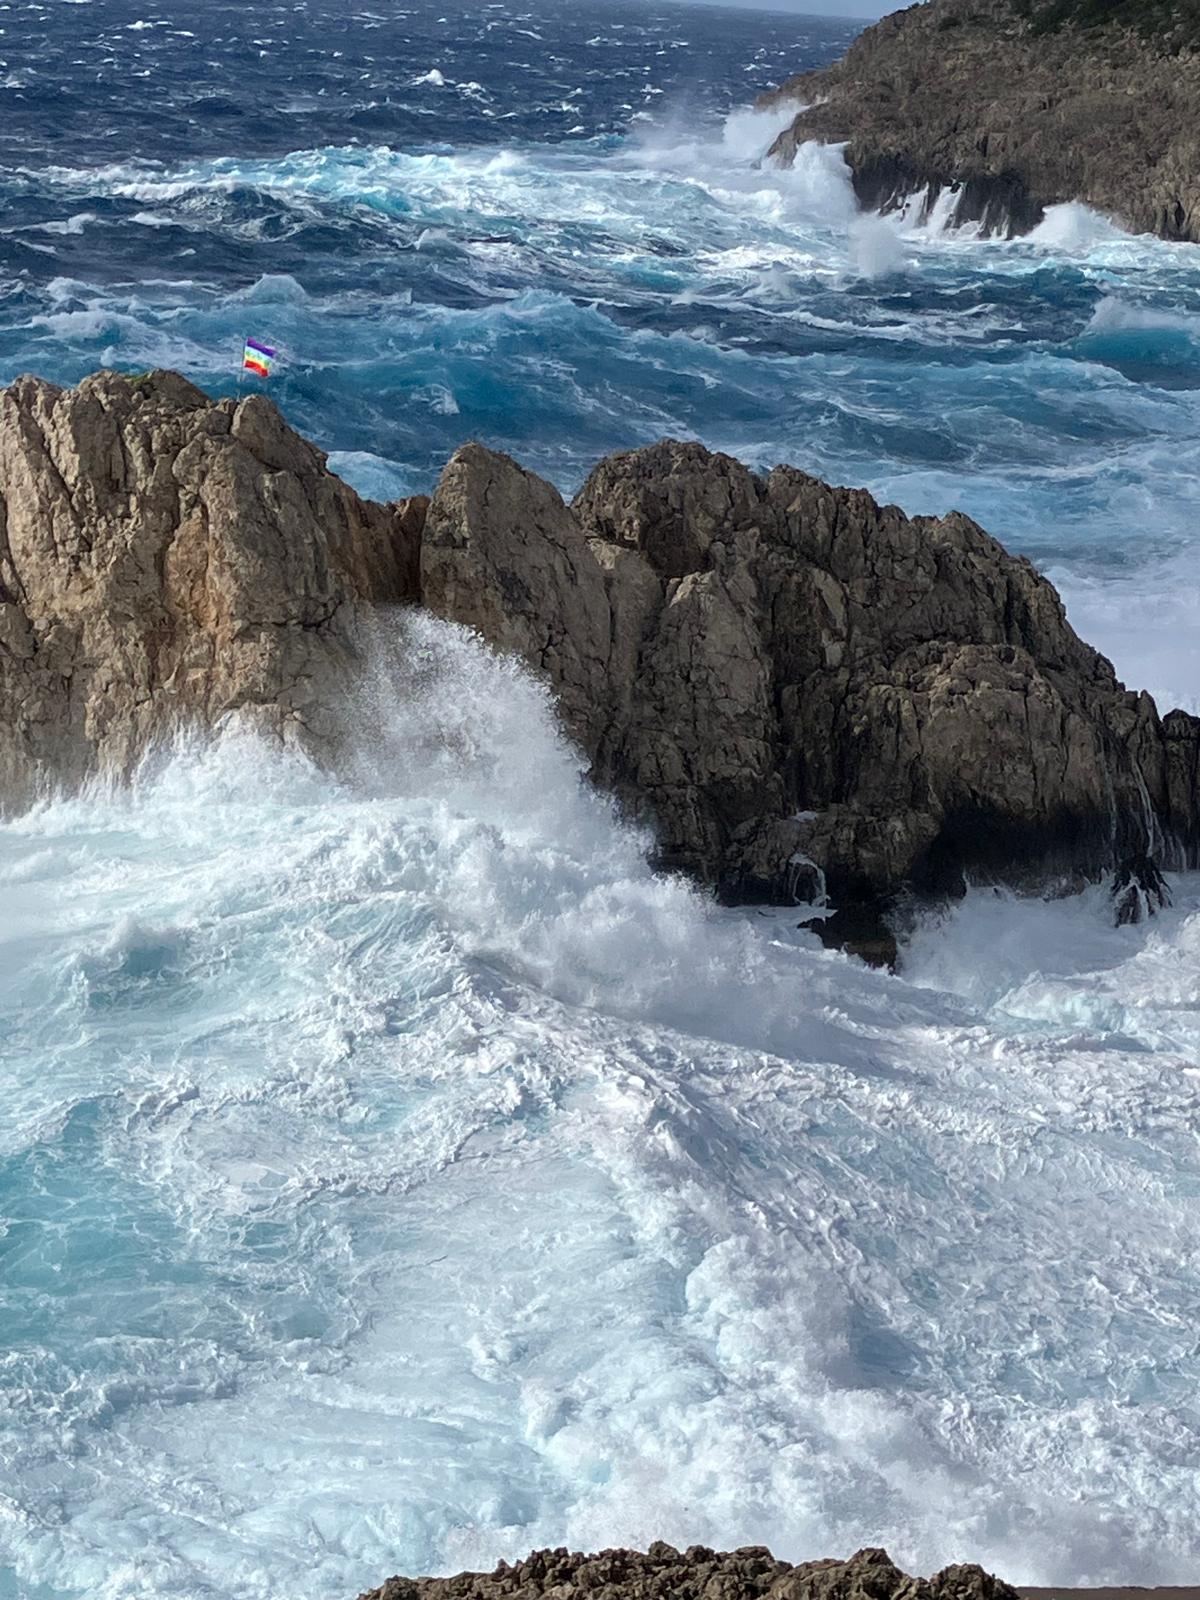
[5,0,1200,715]
[5,5,1200,1599]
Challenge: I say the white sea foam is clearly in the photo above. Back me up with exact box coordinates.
[1082,291,1200,339]
[718,101,805,164]
[1054,553,1200,716]
[326,449,416,501]
[849,214,909,278]
[3,617,1200,1600]
[1027,201,1128,250]
[33,210,95,235]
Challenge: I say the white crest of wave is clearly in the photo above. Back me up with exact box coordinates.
[849,214,909,279]
[1081,291,1200,339]
[718,102,807,165]
[629,115,859,232]
[1027,200,1128,250]
[4,616,1200,1600]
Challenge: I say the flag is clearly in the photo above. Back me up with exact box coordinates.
[243,337,276,379]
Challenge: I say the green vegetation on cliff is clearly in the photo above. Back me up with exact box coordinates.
[1012,0,1200,47]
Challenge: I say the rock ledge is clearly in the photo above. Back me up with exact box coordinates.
[357,1543,1017,1600]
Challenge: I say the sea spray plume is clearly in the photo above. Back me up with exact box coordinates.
[335,611,929,1057]
[849,215,909,279]
[8,708,1200,1594]
[623,108,860,230]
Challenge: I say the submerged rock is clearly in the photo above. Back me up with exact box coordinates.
[356,1543,1019,1600]
[2,369,1197,941]
[758,0,1200,242]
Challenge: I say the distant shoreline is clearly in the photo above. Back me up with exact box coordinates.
[758,0,1200,242]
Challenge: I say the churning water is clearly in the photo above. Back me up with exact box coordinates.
[3,2,1200,1597]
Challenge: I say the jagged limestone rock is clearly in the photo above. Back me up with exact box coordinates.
[2,369,1197,947]
[425,436,1200,926]
[0,369,418,804]
[356,1542,1020,1600]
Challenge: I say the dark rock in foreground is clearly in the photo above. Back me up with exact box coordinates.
[357,1543,1018,1600]
[758,0,1200,241]
[3,370,1198,951]
[429,434,1200,935]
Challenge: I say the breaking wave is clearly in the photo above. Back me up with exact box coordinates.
[4,618,1200,1600]
[7,114,1200,708]
[5,1,1200,1595]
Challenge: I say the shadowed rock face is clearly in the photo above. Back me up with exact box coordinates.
[356,1543,1019,1600]
[757,0,1200,242]
[3,370,1198,949]
[428,436,1200,935]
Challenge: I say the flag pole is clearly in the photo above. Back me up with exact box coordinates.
[236,333,245,400]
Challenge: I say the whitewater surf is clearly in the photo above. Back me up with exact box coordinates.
[5,617,1200,1600]
[3,1,1200,1597]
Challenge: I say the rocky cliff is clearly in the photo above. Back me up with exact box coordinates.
[758,0,1200,241]
[0,369,419,805]
[4,370,1198,953]
[356,1542,1017,1600]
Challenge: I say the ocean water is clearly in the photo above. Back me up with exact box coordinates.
[3,2,1200,1598]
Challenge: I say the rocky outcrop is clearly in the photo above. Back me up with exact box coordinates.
[758,0,1200,241]
[0,369,419,805]
[423,435,1200,940]
[3,370,1198,953]
[356,1543,1018,1600]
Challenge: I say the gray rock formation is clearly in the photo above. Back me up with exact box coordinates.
[758,0,1200,241]
[3,370,1197,955]
[356,1542,1018,1600]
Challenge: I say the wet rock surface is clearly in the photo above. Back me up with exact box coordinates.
[356,1543,1019,1600]
[758,0,1200,242]
[3,370,1198,943]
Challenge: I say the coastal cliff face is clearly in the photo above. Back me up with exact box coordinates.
[759,0,1200,241]
[4,370,1199,944]
[0,370,419,805]
[357,1544,1017,1600]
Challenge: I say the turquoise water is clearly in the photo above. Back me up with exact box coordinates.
[4,2,1200,1596]
[3,0,1200,710]
[4,621,1200,1600]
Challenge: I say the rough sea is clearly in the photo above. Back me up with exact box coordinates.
[3,3,1200,1598]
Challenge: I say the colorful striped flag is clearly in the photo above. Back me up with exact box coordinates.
[242,337,276,379]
